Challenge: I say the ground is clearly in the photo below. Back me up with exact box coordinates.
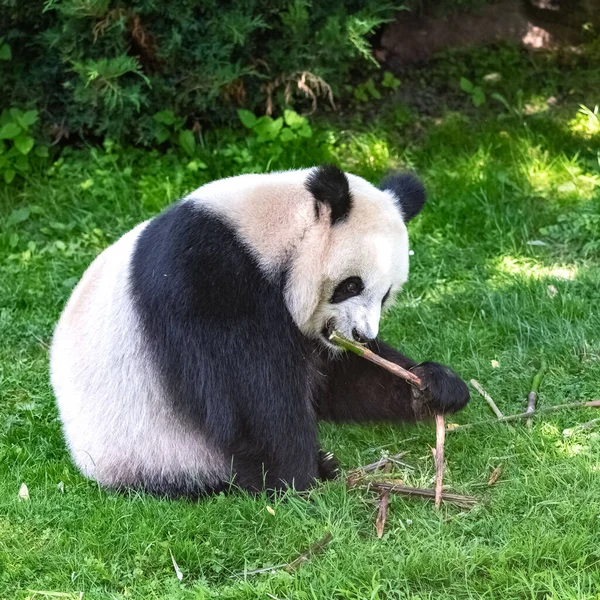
[1,46,599,599]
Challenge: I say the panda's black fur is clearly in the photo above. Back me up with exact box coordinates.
[51,165,469,498]
[131,202,323,494]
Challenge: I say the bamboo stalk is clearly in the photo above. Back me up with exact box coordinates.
[284,532,333,572]
[232,532,334,577]
[526,361,547,428]
[348,452,409,475]
[434,414,445,510]
[563,418,600,436]
[375,490,389,539]
[470,379,504,419]
[365,481,478,509]
[447,400,600,432]
[329,332,424,390]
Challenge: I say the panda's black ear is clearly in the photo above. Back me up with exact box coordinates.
[306,164,353,225]
[379,172,426,222]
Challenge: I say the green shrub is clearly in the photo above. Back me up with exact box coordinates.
[0,0,396,146]
[0,108,49,184]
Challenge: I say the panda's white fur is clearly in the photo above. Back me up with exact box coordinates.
[50,222,228,489]
[50,165,467,496]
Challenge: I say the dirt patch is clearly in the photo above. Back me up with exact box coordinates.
[377,0,589,69]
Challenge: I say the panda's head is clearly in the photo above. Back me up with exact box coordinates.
[285,165,426,350]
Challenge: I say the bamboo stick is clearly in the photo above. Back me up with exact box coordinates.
[329,332,424,390]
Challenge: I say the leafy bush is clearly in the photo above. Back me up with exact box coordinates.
[0,0,396,146]
[0,108,49,184]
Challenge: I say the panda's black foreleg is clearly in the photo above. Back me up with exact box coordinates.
[317,448,340,481]
[317,339,469,423]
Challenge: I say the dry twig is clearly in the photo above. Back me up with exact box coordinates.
[434,414,445,510]
[348,452,409,475]
[329,332,424,390]
[284,532,333,572]
[563,418,600,436]
[375,490,389,539]
[470,379,503,419]
[447,399,600,432]
[232,532,333,577]
[488,465,502,486]
[526,361,547,428]
[364,482,478,509]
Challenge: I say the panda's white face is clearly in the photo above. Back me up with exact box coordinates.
[306,217,410,349]
[287,172,412,349]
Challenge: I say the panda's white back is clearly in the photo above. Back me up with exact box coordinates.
[50,221,228,491]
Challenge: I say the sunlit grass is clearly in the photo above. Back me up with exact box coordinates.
[569,104,600,139]
[1,51,600,599]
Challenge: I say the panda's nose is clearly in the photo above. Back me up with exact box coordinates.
[352,329,373,344]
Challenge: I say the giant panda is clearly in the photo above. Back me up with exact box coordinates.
[50,165,469,498]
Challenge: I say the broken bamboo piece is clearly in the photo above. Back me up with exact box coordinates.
[365,481,478,509]
[447,399,600,432]
[526,361,547,428]
[232,532,334,577]
[351,452,409,474]
[329,331,424,389]
[434,414,445,510]
[470,379,503,419]
[284,532,333,572]
[375,490,390,539]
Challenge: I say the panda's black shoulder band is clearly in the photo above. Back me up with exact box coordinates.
[306,164,353,225]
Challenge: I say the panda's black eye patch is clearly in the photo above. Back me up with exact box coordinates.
[330,276,364,303]
[382,287,391,306]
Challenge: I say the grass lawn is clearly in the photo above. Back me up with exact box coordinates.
[1,47,600,599]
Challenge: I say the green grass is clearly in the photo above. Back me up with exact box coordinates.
[1,48,600,599]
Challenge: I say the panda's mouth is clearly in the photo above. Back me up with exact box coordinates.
[320,320,337,346]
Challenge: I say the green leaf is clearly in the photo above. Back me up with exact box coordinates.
[14,135,34,155]
[491,92,511,111]
[9,233,18,248]
[382,71,400,90]
[237,109,257,129]
[279,128,296,142]
[55,240,67,251]
[283,110,306,130]
[21,110,38,127]
[34,146,49,158]
[0,43,11,61]
[154,125,171,144]
[187,159,208,172]
[4,169,16,184]
[472,88,485,107]
[7,206,30,225]
[253,116,283,142]
[297,123,312,138]
[15,155,30,171]
[153,110,176,125]
[460,77,474,93]
[0,122,22,139]
[365,79,381,100]
[354,87,369,103]
[178,130,196,156]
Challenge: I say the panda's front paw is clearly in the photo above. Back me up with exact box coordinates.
[318,449,340,482]
[409,362,469,417]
